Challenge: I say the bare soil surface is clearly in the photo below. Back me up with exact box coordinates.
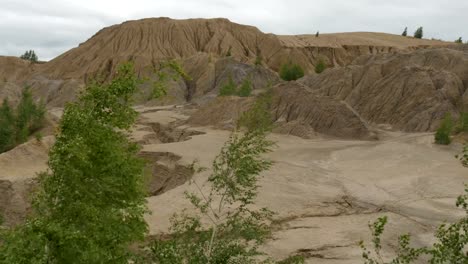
[0,106,465,262]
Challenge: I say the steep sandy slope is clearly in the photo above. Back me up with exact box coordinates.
[300,48,468,132]
[37,18,454,80]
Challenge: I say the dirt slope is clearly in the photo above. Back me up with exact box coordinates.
[299,48,468,132]
[37,18,454,80]
[189,82,374,139]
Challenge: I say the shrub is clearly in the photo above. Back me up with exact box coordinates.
[414,27,423,39]
[455,37,463,43]
[0,99,15,152]
[15,87,46,144]
[20,50,38,63]
[454,112,468,133]
[315,59,326,74]
[255,55,263,66]
[402,27,408,36]
[238,88,273,132]
[315,31,319,37]
[0,88,46,153]
[435,113,453,145]
[219,75,237,96]
[150,122,275,263]
[0,63,149,263]
[237,78,252,97]
[279,62,304,81]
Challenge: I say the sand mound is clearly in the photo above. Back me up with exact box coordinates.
[299,48,468,132]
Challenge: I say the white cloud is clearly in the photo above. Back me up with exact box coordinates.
[0,0,467,60]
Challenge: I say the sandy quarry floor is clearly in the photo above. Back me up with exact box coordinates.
[138,107,466,263]
[1,106,466,263]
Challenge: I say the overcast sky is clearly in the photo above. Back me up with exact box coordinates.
[1,0,467,61]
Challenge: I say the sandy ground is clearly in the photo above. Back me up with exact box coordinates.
[0,107,466,262]
[140,108,466,263]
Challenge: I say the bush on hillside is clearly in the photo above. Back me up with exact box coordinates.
[315,59,326,74]
[0,88,46,153]
[434,113,453,145]
[402,27,408,36]
[279,62,304,81]
[237,78,252,97]
[414,27,423,39]
[219,75,237,96]
[454,112,468,133]
[0,99,15,152]
[20,50,38,63]
[455,37,463,44]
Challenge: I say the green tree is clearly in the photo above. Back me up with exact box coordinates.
[0,63,149,264]
[219,75,237,96]
[455,37,463,43]
[279,62,304,81]
[237,78,252,97]
[316,31,319,37]
[414,27,423,39]
[435,113,453,145]
[14,87,45,144]
[0,99,15,152]
[149,91,295,263]
[315,59,326,74]
[20,50,38,63]
[402,27,408,36]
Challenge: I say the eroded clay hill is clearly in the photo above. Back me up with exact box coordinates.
[36,18,454,79]
[300,48,468,131]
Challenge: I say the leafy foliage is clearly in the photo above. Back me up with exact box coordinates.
[455,37,463,44]
[237,88,273,132]
[402,27,408,37]
[0,88,46,153]
[0,99,15,152]
[0,63,149,264]
[15,87,46,144]
[279,62,304,81]
[238,78,253,97]
[219,75,238,96]
[435,113,453,145]
[457,145,468,166]
[414,27,423,39]
[315,31,319,37]
[315,59,326,74]
[150,60,191,99]
[454,112,468,133]
[148,90,299,263]
[20,50,38,63]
